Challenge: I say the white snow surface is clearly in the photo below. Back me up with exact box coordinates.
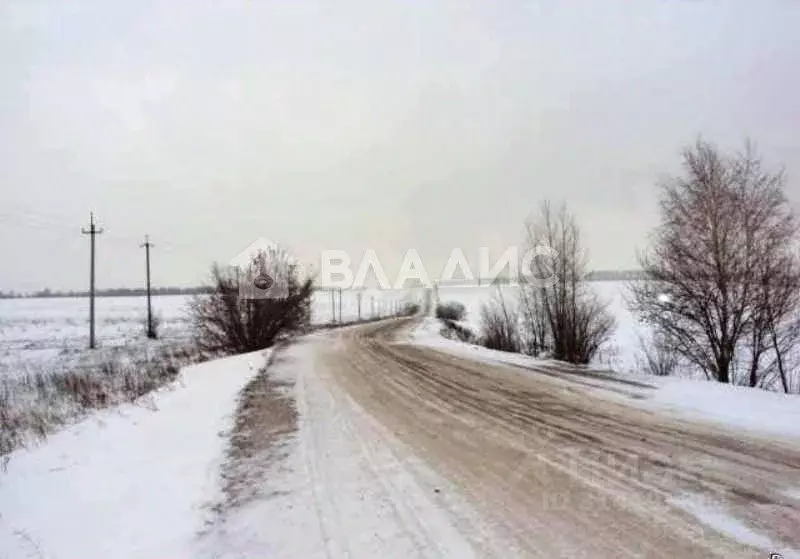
[0,349,267,559]
[412,317,800,443]
[198,333,513,558]
[668,493,800,559]
[0,295,193,379]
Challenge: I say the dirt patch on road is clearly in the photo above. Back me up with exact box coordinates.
[213,350,298,515]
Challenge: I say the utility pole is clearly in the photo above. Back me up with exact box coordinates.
[141,235,155,338]
[81,212,103,349]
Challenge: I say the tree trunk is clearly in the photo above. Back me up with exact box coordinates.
[769,322,790,393]
[717,360,730,383]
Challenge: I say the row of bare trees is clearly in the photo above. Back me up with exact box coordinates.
[631,140,800,392]
[479,202,617,364]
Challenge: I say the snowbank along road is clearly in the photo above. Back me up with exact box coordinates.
[279,317,800,558]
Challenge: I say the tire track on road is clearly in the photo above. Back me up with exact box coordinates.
[323,318,800,557]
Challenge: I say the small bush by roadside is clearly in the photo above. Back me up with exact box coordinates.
[190,248,314,355]
[478,297,521,353]
[439,319,475,343]
[436,301,466,322]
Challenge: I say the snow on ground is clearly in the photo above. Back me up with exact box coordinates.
[198,333,513,558]
[0,349,267,559]
[649,376,800,442]
[411,317,800,443]
[0,295,193,379]
[668,494,800,559]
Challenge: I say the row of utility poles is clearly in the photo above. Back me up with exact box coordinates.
[327,287,405,325]
[82,212,410,348]
[82,213,155,349]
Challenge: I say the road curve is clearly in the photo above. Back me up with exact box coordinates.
[319,318,800,558]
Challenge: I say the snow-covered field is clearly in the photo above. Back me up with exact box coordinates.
[0,295,193,380]
[0,289,419,379]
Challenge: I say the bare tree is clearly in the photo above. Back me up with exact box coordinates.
[631,140,800,390]
[635,332,679,377]
[518,281,548,356]
[519,202,616,364]
[190,248,314,355]
[479,287,521,353]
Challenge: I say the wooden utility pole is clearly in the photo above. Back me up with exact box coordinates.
[141,235,155,338]
[81,212,103,349]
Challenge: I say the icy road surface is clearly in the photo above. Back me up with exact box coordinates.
[298,319,799,557]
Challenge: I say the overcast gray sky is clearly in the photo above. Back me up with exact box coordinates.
[2,0,799,291]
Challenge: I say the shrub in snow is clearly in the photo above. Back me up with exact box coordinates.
[479,292,521,353]
[636,333,679,377]
[439,320,475,343]
[190,251,314,355]
[436,301,466,322]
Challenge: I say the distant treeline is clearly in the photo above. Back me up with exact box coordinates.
[431,269,646,287]
[584,270,646,281]
[0,286,214,299]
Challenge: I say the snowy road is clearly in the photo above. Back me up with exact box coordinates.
[299,318,800,558]
[4,317,798,558]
